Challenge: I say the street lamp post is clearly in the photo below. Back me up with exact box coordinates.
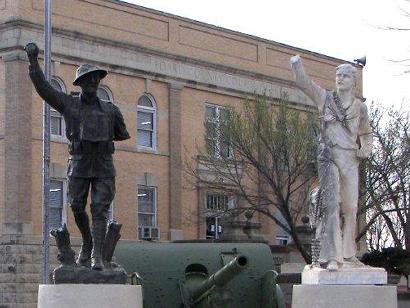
[42,0,52,285]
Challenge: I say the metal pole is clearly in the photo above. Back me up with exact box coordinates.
[214,217,219,240]
[42,0,52,284]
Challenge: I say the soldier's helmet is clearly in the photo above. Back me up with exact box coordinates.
[73,64,107,86]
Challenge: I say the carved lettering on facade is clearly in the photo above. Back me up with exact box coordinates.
[14,31,314,106]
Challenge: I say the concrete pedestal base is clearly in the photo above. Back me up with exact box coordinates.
[292,285,397,308]
[38,284,143,308]
[302,265,387,285]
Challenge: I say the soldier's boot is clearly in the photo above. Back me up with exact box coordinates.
[73,211,93,266]
[91,219,107,270]
[77,238,92,266]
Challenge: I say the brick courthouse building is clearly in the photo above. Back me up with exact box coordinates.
[0,0,362,306]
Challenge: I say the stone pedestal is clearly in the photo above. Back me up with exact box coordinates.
[292,265,397,308]
[38,284,143,308]
[301,265,387,285]
[292,285,397,308]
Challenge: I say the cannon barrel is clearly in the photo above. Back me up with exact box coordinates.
[190,255,248,302]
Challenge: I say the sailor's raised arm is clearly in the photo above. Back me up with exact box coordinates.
[25,43,66,114]
[290,55,326,110]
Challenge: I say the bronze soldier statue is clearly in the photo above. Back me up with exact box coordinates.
[25,42,130,270]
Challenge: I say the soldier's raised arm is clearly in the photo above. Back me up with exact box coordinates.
[290,55,327,111]
[25,43,66,114]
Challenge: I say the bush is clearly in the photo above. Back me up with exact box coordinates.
[361,247,410,276]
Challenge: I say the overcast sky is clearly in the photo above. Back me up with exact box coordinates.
[122,0,410,108]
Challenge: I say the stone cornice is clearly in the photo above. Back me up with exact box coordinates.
[31,135,170,157]
[1,50,27,62]
[0,19,317,107]
[0,19,296,84]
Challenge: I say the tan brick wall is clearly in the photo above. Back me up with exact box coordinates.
[0,60,5,136]
[2,55,32,236]
[0,60,5,233]
[29,61,172,240]
[0,140,4,234]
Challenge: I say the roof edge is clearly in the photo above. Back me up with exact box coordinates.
[111,0,356,66]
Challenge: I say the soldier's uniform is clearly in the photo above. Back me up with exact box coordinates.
[29,62,130,268]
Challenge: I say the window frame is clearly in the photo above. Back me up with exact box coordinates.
[204,191,235,240]
[49,178,68,228]
[137,185,158,229]
[50,77,67,139]
[206,192,229,211]
[276,235,290,246]
[137,94,157,151]
[108,200,115,221]
[205,103,232,159]
[97,85,114,103]
[206,216,223,240]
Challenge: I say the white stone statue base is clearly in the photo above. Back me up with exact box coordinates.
[38,284,143,308]
[292,285,397,308]
[301,265,387,285]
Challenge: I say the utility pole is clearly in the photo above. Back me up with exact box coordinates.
[42,0,52,284]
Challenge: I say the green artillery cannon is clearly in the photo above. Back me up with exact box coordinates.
[180,255,248,307]
[115,241,285,308]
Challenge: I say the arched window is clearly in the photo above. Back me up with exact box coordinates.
[97,86,113,103]
[137,94,157,149]
[50,77,66,137]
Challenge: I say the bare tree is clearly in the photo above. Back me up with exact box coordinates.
[357,103,410,251]
[186,94,318,262]
[374,0,410,73]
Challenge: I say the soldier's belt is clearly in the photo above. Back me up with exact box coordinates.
[69,141,115,154]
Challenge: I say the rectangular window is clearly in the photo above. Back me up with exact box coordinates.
[205,104,232,158]
[206,192,229,211]
[137,111,154,148]
[137,186,157,227]
[206,217,223,240]
[205,192,235,239]
[276,235,289,246]
[50,108,65,137]
[137,186,158,240]
[275,212,291,245]
[49,179,66,229]
[108,201,114,221]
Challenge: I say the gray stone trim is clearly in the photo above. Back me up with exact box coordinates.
[0,21,316,107]
[169,229,183,241]
[168,82,183,231]
[136,172,158,187]
[144,78,152,93]
[30,136,170,157]
[169,81,184,91]
[50,163,67,180]
[1,50,28,63]
[3,56,33,233]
